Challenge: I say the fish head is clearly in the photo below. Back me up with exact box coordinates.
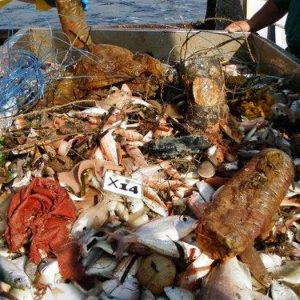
[71,215,90,238]
[13,274,31,290]
[174,216,198,237]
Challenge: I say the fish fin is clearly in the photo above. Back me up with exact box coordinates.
[169,239,185,261]
[104,229,137,261]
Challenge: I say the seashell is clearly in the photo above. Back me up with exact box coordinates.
[128,212,149,228]
[207,145,217,157]
[14,116,27,130]
[197,161,216,179]
[142,197,168,217]
[260,253,282,271]
[224,161,239,171]
[196,181,215,202]
[127,197,145,214]
[137,254,176,296]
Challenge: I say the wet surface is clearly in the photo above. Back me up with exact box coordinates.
[0,0,206,28]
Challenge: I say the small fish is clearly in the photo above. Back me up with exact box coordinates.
[200,257,252,300]
[101,275,139,300]
[141,289,156,300]
[38,259,63,286]
[271,281,299,300]
[9,287,35,300]
[271,260,300,286]
[134,239,201,261]
[112,216,197,259]
[0,255,30,289]
[164,286,195,300]
[86,254,117,278]
[134,215,198,241]
[46,283,86,300]
[82,248,103,268]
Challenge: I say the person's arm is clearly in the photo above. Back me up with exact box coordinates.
[225,0,288,33]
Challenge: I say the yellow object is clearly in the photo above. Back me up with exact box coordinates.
[0,0,13,8]
[36,0,52,11]
[241,90,275,119]
[0,0,52,10]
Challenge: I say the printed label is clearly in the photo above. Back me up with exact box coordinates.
[103,171,143,199]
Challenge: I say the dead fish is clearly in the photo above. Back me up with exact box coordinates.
[82,248,103,268]
[9,288,35,300]
[141,289,156,300]
[260,253,282,271]
[101,275,140,300]
[164,286,195,300]
[44,283,86,300]
[271,260,300,286]
[200,257,252,300]
[133,239,201,261]
[38,259,63,286]
[86,254,117,278]
[143,136,211,158]
[0,255,30,289]
[271,281,299,300]
[251,291,271,300]
[134,215,198,241]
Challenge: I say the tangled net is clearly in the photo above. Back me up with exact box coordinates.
[0,48,45,126]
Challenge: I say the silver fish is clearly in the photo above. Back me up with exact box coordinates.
[8,288,34,300]
[141,289,155,300]
[271,281,299,300]
[0,255,30,289]
[86,254,117,278]
[101,275,139,300]
[164,286,195,300]
[134,215,198,241]
[200,257,252,300]
[82,248,103,268]
[38,259,63,286]
[134,239,201,261]
[271,260,300,286]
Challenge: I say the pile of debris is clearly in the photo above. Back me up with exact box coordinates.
[0,0,299,299]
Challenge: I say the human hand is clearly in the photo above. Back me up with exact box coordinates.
[225,20,251,33]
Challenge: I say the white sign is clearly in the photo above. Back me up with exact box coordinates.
[103,171,143,199]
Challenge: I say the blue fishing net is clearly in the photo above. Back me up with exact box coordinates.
[0,48,45,120]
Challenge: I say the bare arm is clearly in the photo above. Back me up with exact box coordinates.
[226,0,288,33]
[248,0,287,31]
